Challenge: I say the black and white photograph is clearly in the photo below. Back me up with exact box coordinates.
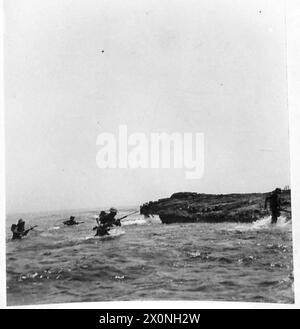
[2,0,297,307]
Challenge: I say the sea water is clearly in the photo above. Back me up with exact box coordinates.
[6,208,294,305]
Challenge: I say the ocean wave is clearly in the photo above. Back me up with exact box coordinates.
[48,226,60,231]
[228,215,292,232]
[6,208,294,305]
[122,215,161,226]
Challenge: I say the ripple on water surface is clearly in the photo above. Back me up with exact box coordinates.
[6,212,294,305]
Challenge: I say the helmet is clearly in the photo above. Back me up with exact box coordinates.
[109,207,118,214]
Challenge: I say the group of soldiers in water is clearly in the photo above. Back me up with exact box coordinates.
[10,207,124,240]
[94,208,121,236]
[10,188,288,240]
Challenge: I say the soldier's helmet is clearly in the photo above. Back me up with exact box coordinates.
[109,207,118,214]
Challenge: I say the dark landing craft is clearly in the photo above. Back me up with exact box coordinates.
[141,189,292,225]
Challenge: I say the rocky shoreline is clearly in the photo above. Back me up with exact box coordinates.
[140,190,291,224]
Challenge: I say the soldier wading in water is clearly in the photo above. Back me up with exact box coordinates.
[265,188,282,224]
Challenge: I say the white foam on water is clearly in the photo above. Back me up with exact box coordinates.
[122,214,161,226]
[48,226,60,231]
[251,216,272,230]
[108,227,126,236]
[40,233,53,238]
[148,215,162,224]
[233,215,291,232]
[273,215,292,229]
[253,215,291,231]
[122,217,147,226]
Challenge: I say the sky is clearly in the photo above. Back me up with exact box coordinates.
[4,0,291,213]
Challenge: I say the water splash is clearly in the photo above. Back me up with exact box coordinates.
[48,226,60,231]
[122,214,161,226]
[232,215,291,232]
[6,208,294,305]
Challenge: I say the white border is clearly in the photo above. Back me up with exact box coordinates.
[1,0,300,309]
[0,0,7,309]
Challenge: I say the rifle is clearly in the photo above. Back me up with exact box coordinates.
[280,208,292,214]
[23,225,38,236]
[117,210,139,221]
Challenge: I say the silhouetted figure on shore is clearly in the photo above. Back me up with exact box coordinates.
[265,188,282,224]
